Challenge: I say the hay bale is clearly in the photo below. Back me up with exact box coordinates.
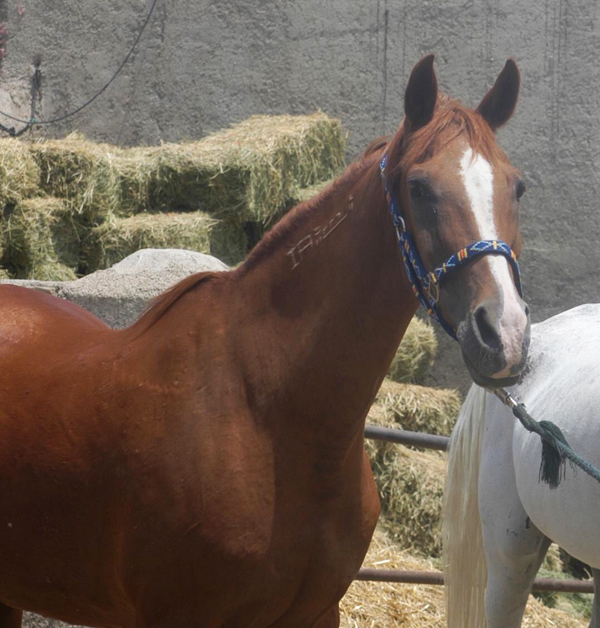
[141,113,346,222]
[209,219,248,267]
[388,318,438,383]
[293,177,335,205]
[87,211,217,271]
[366,441,446,557]
[364,381,459,556]
[339,528,588,627]
[242,178,337,253]
[3,197,79,281]
[113,148,161,215]
[369,379,461,435]
[28,133,122,225]
[0,138,40,211]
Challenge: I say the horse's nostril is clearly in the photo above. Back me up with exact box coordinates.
[524,304,530,318]
[474,305,501,351]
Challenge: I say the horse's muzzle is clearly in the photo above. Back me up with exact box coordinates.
[457,298,531,389]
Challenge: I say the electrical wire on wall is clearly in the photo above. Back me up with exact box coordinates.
[115,6,155,146]
[0,0,160,137]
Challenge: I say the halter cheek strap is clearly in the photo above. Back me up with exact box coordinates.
[380,154,524,341]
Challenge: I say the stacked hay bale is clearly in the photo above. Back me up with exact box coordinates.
[96,114,345,267]
[0,138,40,213]
[0,138,41,277]
[88,212,217,271]
[3,197,78,280]
[29,133,122,222]
[94,114,345,267]
[387,317,438,384]
[0,113,346,278]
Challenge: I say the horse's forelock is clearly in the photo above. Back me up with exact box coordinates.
[384,95,507,183]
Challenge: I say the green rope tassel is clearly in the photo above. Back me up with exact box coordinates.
[494,389,600,489]
[537,420,572,489]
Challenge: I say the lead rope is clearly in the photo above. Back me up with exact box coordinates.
[493,388,600,488]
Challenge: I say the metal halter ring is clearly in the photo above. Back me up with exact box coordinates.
[423,276,440,304]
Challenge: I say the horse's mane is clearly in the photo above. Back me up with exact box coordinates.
[132,95,502,334]
[130,271,225,335]
[239,142,387,273]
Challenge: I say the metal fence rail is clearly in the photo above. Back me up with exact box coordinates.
[356,568,594,594]
[361,424,594,596]
[364,425,449,451]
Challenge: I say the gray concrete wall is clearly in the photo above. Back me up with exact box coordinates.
[1,0,599,389]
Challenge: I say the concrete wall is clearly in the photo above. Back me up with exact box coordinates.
[1,0,599,389]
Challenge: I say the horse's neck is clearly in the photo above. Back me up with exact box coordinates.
[233,160,417,452]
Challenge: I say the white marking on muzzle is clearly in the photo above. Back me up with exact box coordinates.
[459,148,526,376]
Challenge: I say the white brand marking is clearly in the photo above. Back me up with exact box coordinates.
[286,196,354,269]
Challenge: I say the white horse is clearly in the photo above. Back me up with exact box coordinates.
[443,303,600,627]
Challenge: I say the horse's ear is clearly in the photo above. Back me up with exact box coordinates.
[477,59,520,131]
[404,54,438,132]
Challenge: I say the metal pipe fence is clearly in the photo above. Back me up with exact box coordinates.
[361,424,594,595]
[364,425,449,451]
[356,567,594,594]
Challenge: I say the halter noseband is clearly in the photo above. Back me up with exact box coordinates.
[380,154,523,340]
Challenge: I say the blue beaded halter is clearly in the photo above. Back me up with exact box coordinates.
[379,153,523,340]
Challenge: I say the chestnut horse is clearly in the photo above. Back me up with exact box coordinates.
[0,56,528,627]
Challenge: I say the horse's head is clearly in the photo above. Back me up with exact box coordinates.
[385,55,529,388]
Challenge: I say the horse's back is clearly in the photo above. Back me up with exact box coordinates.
[0,284,116,434]
[0,284,116,432]
[0,284,109,352]
[512,303,600,567]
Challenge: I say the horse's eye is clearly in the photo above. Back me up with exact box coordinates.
[409,179,430,200]
[515,179,526,201]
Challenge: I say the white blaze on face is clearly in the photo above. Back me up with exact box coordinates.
[459,147,526,376]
